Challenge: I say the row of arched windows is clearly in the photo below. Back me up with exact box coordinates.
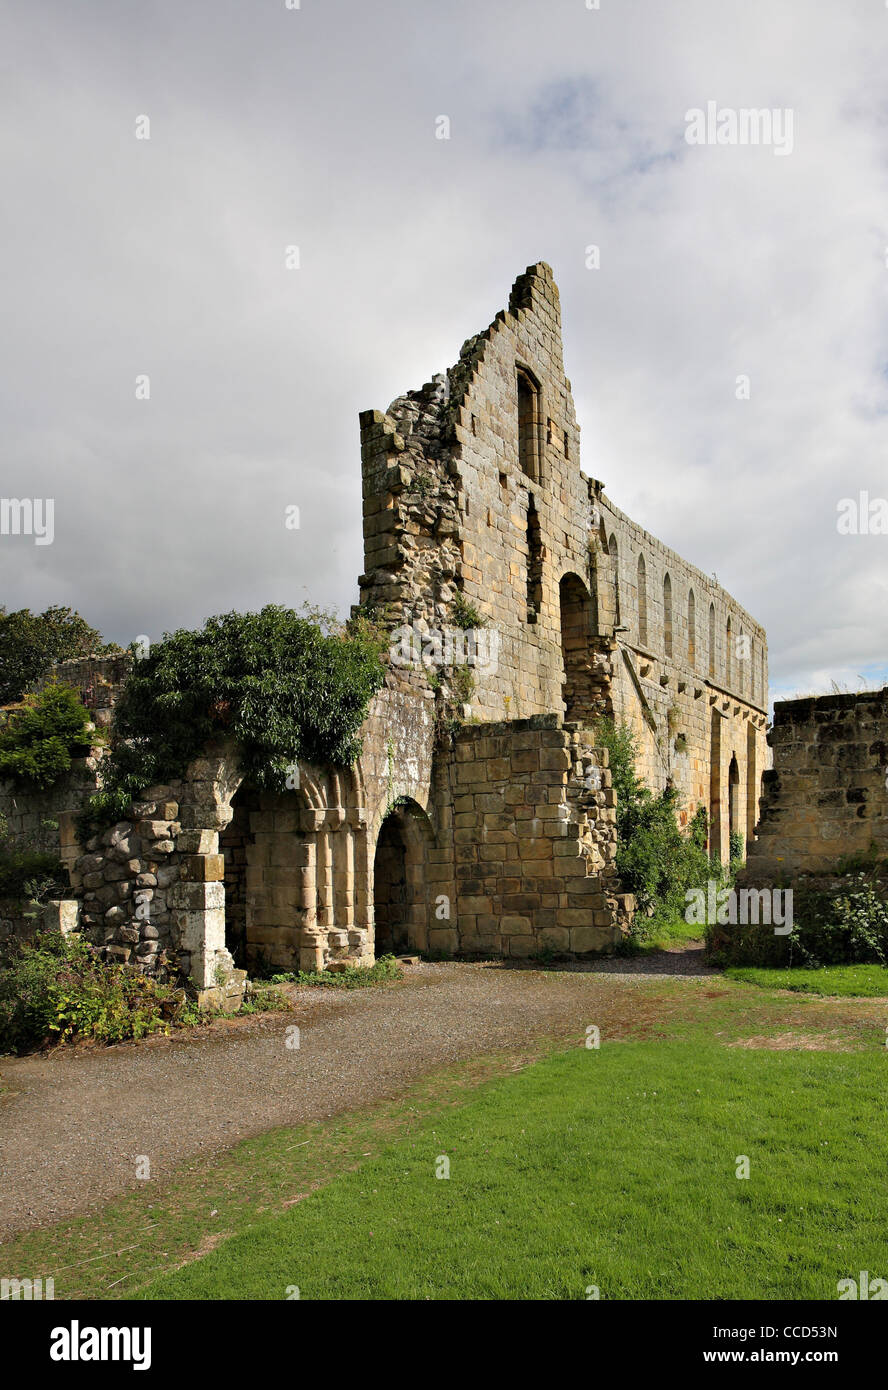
[609,533,764,706]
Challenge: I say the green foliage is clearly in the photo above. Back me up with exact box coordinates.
[450,594,486,630]
[791,877,888,967]
[0,605,116,705]
[595,718,712,936]
[709,875,888,968]
[0,809,65,902]
[729,831,745,871]
[238,983,291,1014]
[0,849,65,901]
[451,665,475,705]
[0,931,187,1054]
[724,962,888,998]
[80,606,386,837]
[0,684,92,789]
[267,954,403,990]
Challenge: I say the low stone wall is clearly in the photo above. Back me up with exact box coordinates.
[0,898,80,950]
[0,756,102,873]
[426,715,633,958]
[71,749,247,1006]
[744,687,888,880]
[32,654,133,727]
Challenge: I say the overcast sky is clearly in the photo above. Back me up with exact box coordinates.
[1,0,886,704]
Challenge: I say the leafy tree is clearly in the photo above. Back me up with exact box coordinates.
[82,605,386,833]
[0,606,113,705]
[0,684,93,788]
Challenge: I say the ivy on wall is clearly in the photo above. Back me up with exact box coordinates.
[81,606,386,834]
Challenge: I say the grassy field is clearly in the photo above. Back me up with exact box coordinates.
[725,963,888,998]
[139,1040,887,1301]
[3,969,885,1302]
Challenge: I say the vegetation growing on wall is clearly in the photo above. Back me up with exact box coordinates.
[595,718,711,937]
[80,606,387,836]
[0,605,119,705]
[0,685,93,789]
[450,594,486,630]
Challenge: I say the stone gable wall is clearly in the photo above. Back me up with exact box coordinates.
[356,262,770,861]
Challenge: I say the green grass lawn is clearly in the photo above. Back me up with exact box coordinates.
[621,908,704,953]
[725,963,888,998]
[137,1039,888,1301]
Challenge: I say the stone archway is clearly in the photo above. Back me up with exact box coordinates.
[728,753,741,850]
[373,813,409,955]
[372,800,433,957]
[218,781,260,970]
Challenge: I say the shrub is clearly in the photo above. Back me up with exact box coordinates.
[79,605,386,837]
[0,605,117,705]
[790,877,888,966]
[450,594,486,630]
[707,875,888,968]
[595,719,712,937]
[267,954,404,989]
[0,684,92,789]
[0,931,188,1054]
[0,848,65,900]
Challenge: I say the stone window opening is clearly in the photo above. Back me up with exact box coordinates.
[526,493,543,621]
[726,616,733,689]
[663,572,673,659]
[637,552,648,649]
[608,533,621,626]
[517,366,541,483]
[708,602,716,679]
[688,587,696,667]
[559,572,595,726]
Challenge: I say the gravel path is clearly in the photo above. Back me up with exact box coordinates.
[0,951,710,1237]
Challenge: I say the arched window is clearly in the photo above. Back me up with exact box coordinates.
[739,628,746,696]
[663,573,673,659]
[609,533,621,625]
[726,616,733,689]
[708,603,716,679]
[637,553,648,648]
[517,367,541,482]
[687,588,696,667]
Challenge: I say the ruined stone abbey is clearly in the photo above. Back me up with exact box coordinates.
[0,264,771,1002]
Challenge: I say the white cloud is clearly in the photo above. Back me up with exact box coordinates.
[1,0,886,698]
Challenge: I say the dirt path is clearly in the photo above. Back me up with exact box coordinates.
[0,956,718,1236]
[1,949,878,1238]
